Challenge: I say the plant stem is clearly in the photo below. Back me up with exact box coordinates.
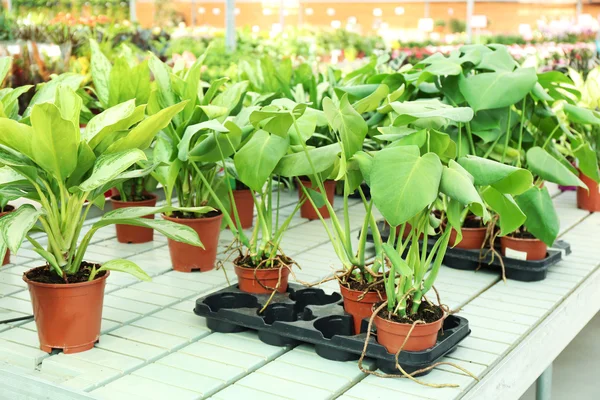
[501,107,512,163]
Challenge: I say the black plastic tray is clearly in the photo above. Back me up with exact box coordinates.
[367,220,570,282]
[194,284,470,374]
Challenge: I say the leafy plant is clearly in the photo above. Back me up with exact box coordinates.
[0,86,207,281]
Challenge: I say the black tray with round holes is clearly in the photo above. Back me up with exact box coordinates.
[194,284,470,374]
[366,220,570,282]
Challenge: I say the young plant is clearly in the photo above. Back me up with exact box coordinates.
[0,87,207,281]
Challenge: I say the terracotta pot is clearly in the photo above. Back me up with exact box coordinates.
[339,283,385,335]
[500,235,547,261]
[298,179,336,220]
[111,194,157,244]
[0,206,14,265]
[231,189,254,229]
[448,226,487,249]
[234,263,290,294]
[163,213,223,272]
[23,268,109,354]
[374,312,444,352]
[577,171,600,212]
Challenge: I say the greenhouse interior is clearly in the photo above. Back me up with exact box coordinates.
[0,0,599,399]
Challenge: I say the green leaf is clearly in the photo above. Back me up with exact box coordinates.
[96,259,151,281]
[30,102,79,180]
[352,84,390,114]
[106,102,187,154]
[323,95,368,160]
[1,204,43,254]
[382,243,413,277]
[76,149,146,192]
[515,186,559,246]
[424,60,462,76]
[0,57,11,85]
[526,147,586,187]
[439,160,488,219]
[573,140,600,183]
[102,205,214,221]
[25,73,85,117]
[234,130,289,192]
[563,104,600,125]
[481,187,526,236]
[89,39,112,107]
[459,68,538,112]
[458,155,533,195]
[387,99,474,123]
[0,119,34,160]
[84,101,146,150]
[274,143,341,177]
[477,47,518,72]
[370,146,442,226]
[95,217,204,247]
[178,120,230,161]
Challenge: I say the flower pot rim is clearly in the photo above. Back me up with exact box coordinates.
[23,267,110,289]
[373,308,446,328]
[502,235,543,243]
[110,192,158,204]
[162,211,223,222]
[233,262,287,273]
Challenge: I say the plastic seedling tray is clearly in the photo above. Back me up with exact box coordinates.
[194,284,470,374]
[366,220,570,282]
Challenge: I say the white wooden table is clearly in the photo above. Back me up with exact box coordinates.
[0,185,598,400]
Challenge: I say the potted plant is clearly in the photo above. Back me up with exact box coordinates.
[0,87,206,353]
[148,53,249,272]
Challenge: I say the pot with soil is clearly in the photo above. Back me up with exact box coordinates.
[339,280,386,335]
[448,215,487,249]
[234,254,292,294]
[24,265,109,353]
[0,205,15,265]
[231,182,255,230]
[298,178,336,220]
[374,302,445,352]
[500,230,547,261]
[111,193,158,243]
[577,170,600,212]
[163,210,223,272]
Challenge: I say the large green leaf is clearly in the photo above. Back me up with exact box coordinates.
[178,120,230,161]
[459,68,537,112]
[370,146,442,226]
[439,160,488,219]
[189,121,243,162]
[573,140,600,183]
[96,259,151,281]
[84,101,146,149]
[323,95,368,160]
[89,39,112,107]
[387,99,474,124]
[352,84,390,114]
[274,143,341,177]
[0,119,34,160]
[458,155,533,195]
[94,217,204,247]
[515,186,559,246]
[1,204,43,254]
[25,73,85,117]
[563,103,600,125]
[481,187,526,236]
[30,102,79,180]
[234,130,289,191]
[526,147,585,187]
[105,102,187,154]
[76,149,146,192]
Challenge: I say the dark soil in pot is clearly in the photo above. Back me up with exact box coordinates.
[0,205,14,265]
[233,254,293,294]
[500,231,547,261]
[111,194,157,244]
[298,178,336,220]
[24,264,109,354]
[374,301,444,353]
[163,210,223,272]
[339,279,386,335]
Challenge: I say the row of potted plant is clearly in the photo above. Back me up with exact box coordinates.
[0,42,598,366]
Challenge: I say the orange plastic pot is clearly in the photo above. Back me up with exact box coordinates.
[500,235,547,261]
[23,269,109,354]
[298,179,336,220]
[234,263,290,294]
[231,189,254,229]
[374,312,443,353]
[449,227,487,249]
[111,194,157,244]
[339,283,385,335]
[0,206,14,265]
[163,213,223,272]
[577,171,600,212]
